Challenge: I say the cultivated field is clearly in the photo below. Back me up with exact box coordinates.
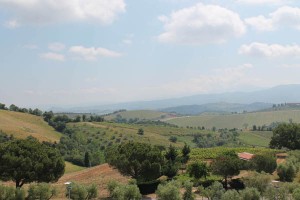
[0,110,62,142]
[165,110,300,129]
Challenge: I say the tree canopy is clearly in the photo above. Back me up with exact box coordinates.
[106,142,164,183]
[0,138,65,188]
[270,123,300,150]
[211,151,241,189]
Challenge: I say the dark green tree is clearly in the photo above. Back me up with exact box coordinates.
[84,152,91,167]
[211,151,241,189]
[0,103,6,110]
[270,123,300,150]
[188,162,208,179]
[165,145,178,162]
[137,128,144,135]
[0,138,65,188]
[182,143,191,163]
[82,114,86,122]
[106,142,164,183]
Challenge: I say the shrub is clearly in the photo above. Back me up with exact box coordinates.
[156,181,181,200]
[183,181,194,200]
[27,183,57,200]
[242,172,271,194]
[293,188,300,200]
[199,181,225,200]
[277,163,296,182]
[0,185,16,200]
[68,183,98,200]
[109,181,141,200]
[250,154,277,174]
[240,187,260,200]
[221,190,240,200]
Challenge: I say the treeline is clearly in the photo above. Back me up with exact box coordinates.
[114,114,178,127]
[192,129,239,148]
[0,103,42,116]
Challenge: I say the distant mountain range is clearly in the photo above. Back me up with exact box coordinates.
[51,84,300,114]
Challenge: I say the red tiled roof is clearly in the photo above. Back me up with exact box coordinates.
[238,152,254,161]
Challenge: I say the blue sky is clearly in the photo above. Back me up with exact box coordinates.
[1,0,300,108]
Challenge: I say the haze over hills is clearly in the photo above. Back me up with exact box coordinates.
[50,84,300,114]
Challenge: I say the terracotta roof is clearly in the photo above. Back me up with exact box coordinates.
[238,152,254,161]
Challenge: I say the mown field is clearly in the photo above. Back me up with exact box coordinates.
[165,110,300,129]
[0,110,62,142]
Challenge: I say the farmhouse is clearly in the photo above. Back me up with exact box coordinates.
[238,152,254,161]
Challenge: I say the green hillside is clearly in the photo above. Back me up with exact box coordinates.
[104,110,174,121]
[165,110,300,129]
[0,110,62,142]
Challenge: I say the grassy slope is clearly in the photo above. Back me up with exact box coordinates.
[238,131,273,147]
[68,121,199,148]
[65,161,86,174]
[165,110,300,129]
[0,110,62,142]
[104,110,171,121]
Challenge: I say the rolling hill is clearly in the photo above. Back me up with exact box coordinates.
[161,102,272,115]
[0,110,62,142]
[165,110,300,129]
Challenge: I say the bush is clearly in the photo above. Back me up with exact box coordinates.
[68,183,98,200]
[242,172,271,194]
[293,188,300,200]
[27,183,57,200]
[277,163,296,182]
[199,181,225,200]
[0,185,16,200]
[221,190,240,200]
[183,181,194,200]
[250,154,277,174]
[109,181,141,200]
[240,187,260,200]
[156,181,181,200]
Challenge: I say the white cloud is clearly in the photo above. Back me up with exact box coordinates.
[245,16,274,31]
[69,46,122,61]
[40,52,65,61]
[4,19,19,28]
[158,3,246,45]
[246,6,300,31]
[239,42,300,58]
[48,43,65,52]
[236,0,287,5]
[0,0,126,26]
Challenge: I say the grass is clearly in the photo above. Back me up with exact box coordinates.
[238,131,273,147]
[165,110,300,129]
[0,110,62,142]
[65,161,86,174]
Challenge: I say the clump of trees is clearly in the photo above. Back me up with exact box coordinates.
[192,129,239,148]
[270,123,300,150]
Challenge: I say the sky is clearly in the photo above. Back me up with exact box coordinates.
[1,0,300,108]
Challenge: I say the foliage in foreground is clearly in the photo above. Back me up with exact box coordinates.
[107,180,141,200]
[0,138,65,188]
